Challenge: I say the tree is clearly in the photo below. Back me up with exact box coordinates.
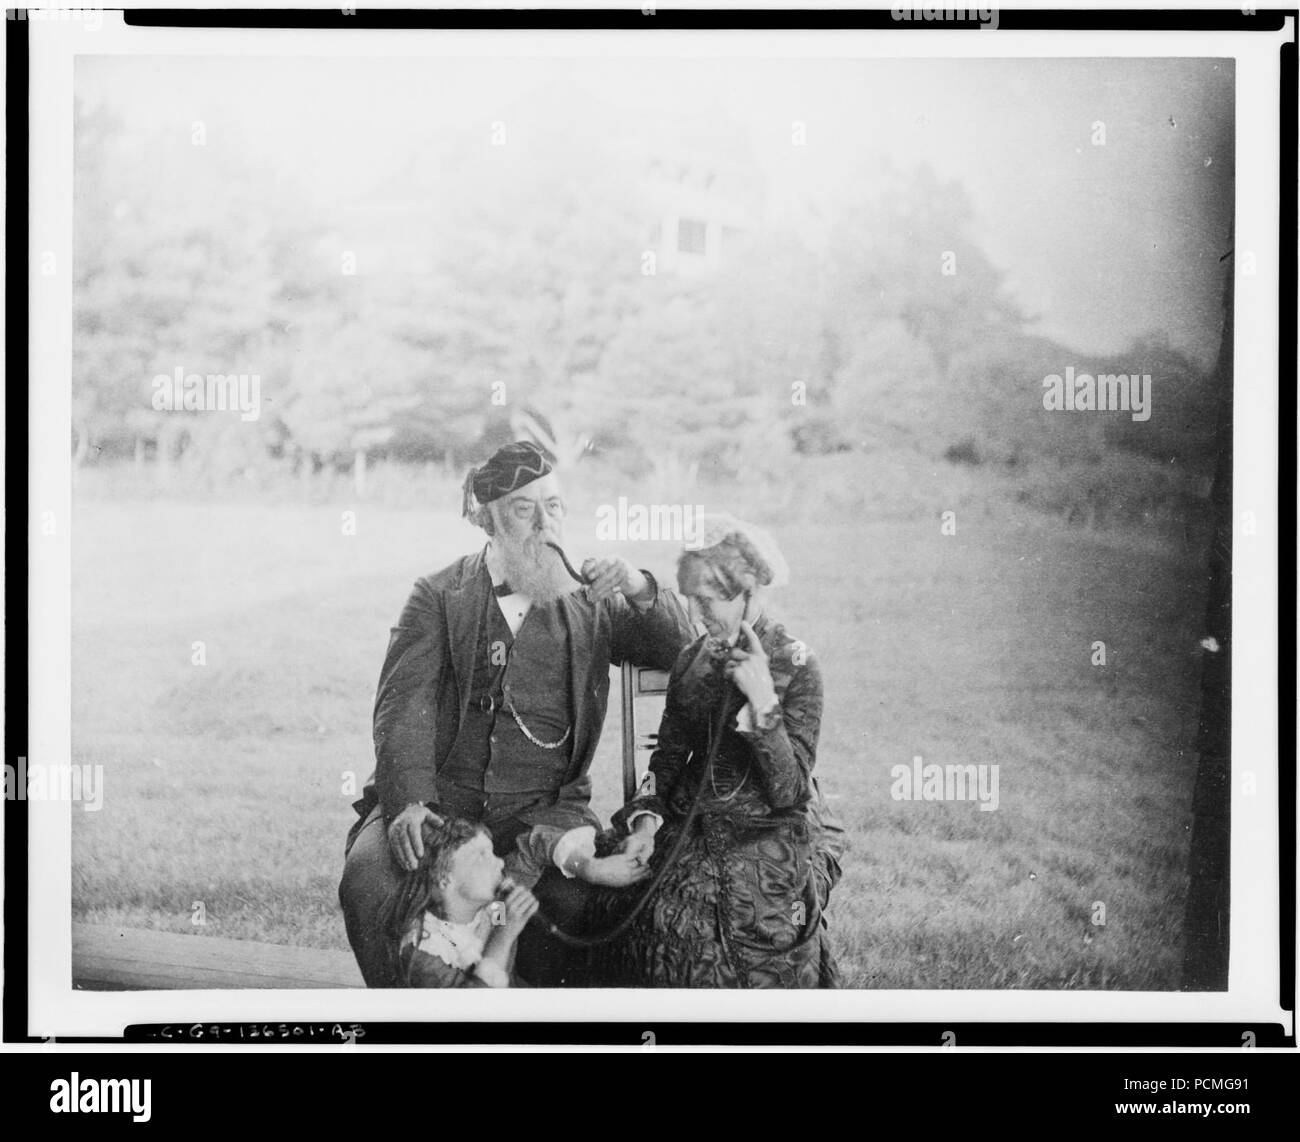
[814,161,1027,454]
[73,97,300,466]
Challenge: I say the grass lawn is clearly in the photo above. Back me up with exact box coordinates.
[70,489,1210,988]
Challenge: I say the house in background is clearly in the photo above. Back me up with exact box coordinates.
[324,81,768,282]
[614,112,766,276]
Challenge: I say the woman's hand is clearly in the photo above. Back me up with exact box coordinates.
[725,620,777,709]
[617,822,657,867]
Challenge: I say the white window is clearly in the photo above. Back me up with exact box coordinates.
[677,218,707,255]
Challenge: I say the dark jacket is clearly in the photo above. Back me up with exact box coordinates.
[612,615,845,908]
[588,616,845,987]
[354,548,694,830]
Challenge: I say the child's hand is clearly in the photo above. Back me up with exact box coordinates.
[499,884,539,939]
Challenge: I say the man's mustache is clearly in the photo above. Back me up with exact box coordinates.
[515,536,561,561]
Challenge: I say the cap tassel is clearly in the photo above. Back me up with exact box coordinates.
[461,467,481,521]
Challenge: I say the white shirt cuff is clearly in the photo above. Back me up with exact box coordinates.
[552,825,597,878]
[628,570,658,611]
[472,959,510,988]
[735,702,756,733]
[626,809,663,833]
[735,695,780,734]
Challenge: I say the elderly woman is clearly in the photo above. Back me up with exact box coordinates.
[584,516,843,988]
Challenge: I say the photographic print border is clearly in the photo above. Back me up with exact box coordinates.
[7,1,1294,1050]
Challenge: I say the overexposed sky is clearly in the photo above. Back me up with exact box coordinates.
[79,54,1233,366]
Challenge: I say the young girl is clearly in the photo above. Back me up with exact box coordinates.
[385,818,539,987]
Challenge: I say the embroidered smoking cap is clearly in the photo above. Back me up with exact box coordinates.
[686,512,790,590]
[462,440,554,519]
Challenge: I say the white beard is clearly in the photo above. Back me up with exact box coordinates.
[494,534,577,606]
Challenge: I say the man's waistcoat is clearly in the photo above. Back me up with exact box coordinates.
[362,548,694,823]
[438,585,575,794]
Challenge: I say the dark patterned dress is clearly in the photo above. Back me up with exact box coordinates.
[584,616,841,988]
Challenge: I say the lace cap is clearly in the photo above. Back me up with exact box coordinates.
[684,512,790,589]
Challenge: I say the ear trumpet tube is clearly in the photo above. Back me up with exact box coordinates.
[532,690,737,950]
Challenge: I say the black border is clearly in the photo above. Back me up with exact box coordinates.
[6,1050,1297,1126]
[117,1020,1292,1047]
[5,4,32,1046]
[1277,31,1297,1029]
[118,7,1286,32]
[5,5,1296,1051]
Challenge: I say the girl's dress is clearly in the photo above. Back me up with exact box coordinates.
[399,906,514,987]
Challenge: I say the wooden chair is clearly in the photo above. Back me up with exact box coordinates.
[619,662,671,800]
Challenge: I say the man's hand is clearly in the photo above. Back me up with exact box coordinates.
[387,803,442,871]
[580,557,649,604]
[725,620,777,710]
[574,852,652,887]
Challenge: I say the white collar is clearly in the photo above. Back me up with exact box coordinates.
[485,545,532,603]
[406,907,494,971]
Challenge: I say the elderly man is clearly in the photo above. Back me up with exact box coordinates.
[339,441,694,986]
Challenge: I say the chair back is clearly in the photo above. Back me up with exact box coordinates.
[619,662,671,801]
